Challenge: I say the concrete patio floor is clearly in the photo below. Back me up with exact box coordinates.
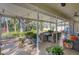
[39,41,79,55]
[1,39,37,55]
[1,39,79,55]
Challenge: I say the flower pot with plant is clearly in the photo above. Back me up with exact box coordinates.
[64,39,73,48]
[46,45,64,55]
[18,37,25,48]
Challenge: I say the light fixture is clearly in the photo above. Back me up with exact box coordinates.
[61,3,66,7]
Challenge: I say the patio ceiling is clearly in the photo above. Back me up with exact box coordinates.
[0,4,57,23]
[31,3,79,22]
[0,3,79,22]
[13,3,79,22]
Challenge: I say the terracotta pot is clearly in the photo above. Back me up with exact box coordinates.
[18,42,25,48]
[64,42,72,48]
[67,43,73,48]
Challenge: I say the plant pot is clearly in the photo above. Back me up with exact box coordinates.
[46,45,64,55]
[65,44,72,48]
[18,38,25,48]
[18,42,25,48]
[64,42,73,48]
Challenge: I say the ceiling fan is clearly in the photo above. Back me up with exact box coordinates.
[61,3,66,7]
[74,12,79,17]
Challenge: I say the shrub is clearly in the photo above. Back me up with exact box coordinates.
[65,40,72,44]
[2,32,26,39]
[25,31,37,39]
[48,30,53,33]
[46,45,64,55]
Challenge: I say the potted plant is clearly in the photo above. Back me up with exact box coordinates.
[64,39,73,48]
[18,37,25,48]
[46,45,64,55]
[65,40,72,43]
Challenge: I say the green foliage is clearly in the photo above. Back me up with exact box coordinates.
[48,30,53,33]
[16,19,20,32]
[19,37,25,44]
[8,20,14,32]
[31,29,37,33]
[2,32,27,38]
[46,45,64,55]
[2,30,37,39]
[32,33,37,39]
[26,31,33,36]
[65,40,72,44]
[25,31,37,39]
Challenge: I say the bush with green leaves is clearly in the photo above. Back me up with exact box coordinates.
[48,30,54,33]
[10,32,25,37]
[19,37,25,44]
[2,30,37,39]
[32,33,37,39]
[25,31,37,39]
[46,45,64,55]
[2,32,27,39]
[65,40,72,44]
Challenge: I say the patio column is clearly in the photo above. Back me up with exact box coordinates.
[49,17,51,30]
[0,15,2,55]
[0,32,1,55]
[63,22,65,31]
[5,17,9,32]
[77,23,79,32]
[56,18,58,44]
[60,22,62,31]
[74,22,79,33]
[50,22,51,30]
[19,18,23,32]
[40,21,43,32]
[36,9,40,54]
[69,20,74,34]
[76,22,78,33]
[0,29,1,54]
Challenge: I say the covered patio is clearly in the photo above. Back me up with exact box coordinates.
[0,3,79,55]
